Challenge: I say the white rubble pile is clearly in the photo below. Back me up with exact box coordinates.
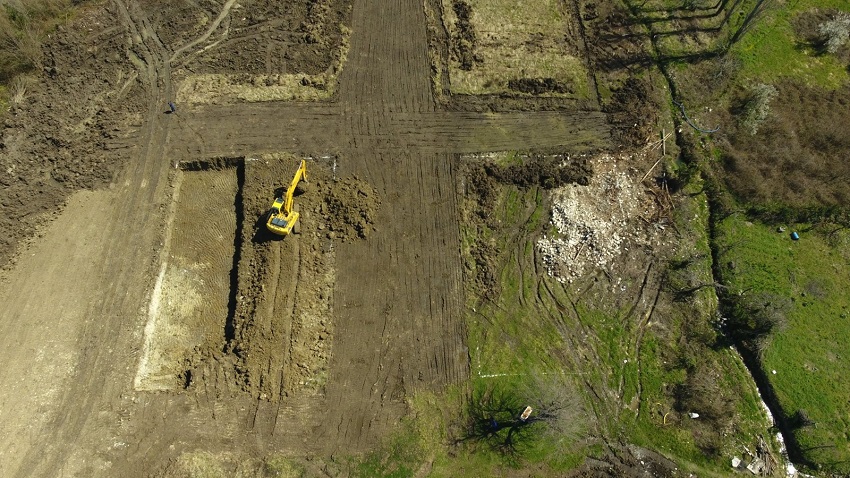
[537,154,655,282]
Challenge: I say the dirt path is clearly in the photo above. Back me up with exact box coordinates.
[0,0,178,475]
[177,106,609,156]
[313,0,468,448]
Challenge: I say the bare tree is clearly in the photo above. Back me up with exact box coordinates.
[462,374,586,460]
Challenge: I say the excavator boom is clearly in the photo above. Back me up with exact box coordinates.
[283,160,307,215]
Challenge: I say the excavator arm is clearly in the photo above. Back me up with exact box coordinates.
[283,160,307,215]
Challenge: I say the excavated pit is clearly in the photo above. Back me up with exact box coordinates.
[135,158,242,391]
[136,155,379,400]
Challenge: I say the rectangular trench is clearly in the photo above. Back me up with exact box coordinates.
[135,158,243,391]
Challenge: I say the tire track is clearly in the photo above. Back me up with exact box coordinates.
[175,107,610,156]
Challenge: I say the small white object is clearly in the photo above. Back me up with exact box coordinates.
[731,457,742,468]
[772,370,777,375]
[689,412,700,419]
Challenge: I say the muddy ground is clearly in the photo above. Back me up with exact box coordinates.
[0,0,683,476]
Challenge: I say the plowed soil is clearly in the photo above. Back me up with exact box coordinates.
[0,0,614,476]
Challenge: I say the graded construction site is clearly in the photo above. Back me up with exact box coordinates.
[0,0,616,475]
[6,0,848,474]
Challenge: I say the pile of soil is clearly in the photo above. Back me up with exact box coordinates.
[603,76,659,147]
[508,78,574,95]
[319,176,380,241]
[485,154,592,189]
[450,0,479,71]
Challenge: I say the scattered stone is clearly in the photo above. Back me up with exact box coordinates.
[537,153,658,282]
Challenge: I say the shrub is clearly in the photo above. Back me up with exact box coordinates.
[818,12,850,54]
[728,290,791,355]
[740,83,777,135]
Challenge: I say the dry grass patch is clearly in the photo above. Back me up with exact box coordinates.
[177,72,337,104]
[442,0,593,98]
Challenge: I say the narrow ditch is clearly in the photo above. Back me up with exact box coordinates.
[225,159,245,344]
[617,0,804,470]
[706,184,810,474]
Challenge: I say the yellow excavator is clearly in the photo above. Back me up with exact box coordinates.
[266,160,307,235]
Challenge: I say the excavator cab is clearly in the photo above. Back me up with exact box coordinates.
[266,160,307,235]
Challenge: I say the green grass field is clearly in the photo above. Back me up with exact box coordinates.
[716,215,850,474]
[731,0,849,88]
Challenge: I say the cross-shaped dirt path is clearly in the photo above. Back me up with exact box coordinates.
[170,0,612,450]
[0,1,612,475]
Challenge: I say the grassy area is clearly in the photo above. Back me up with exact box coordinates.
[731,0,849,88]
[0,0,83,111]
[631,0,850,89]
[457,157,771,474]
[442,0,594,98]
[585,179,769,475]
[353,419,427,478]
[715,215,850,474]
[345,160,777,476]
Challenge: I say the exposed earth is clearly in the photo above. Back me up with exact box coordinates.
[0,0,682,476]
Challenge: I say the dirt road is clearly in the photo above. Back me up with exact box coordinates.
[0,0,611,475]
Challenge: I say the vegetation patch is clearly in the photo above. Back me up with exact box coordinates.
[453,152,774,475]
[718,81,850,207]
[715,215,850,474]
[731,0,849,88]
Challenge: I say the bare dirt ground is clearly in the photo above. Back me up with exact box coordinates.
[0,0,615,476]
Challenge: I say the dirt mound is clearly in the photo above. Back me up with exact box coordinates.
[320,176,380,242]
[484,153,592,189]
[537,153,660,282]
[508,78,574,95]
[604,77,659,147]
[450,0,479,71]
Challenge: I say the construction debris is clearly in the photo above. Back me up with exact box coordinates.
[537,152,666,282]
